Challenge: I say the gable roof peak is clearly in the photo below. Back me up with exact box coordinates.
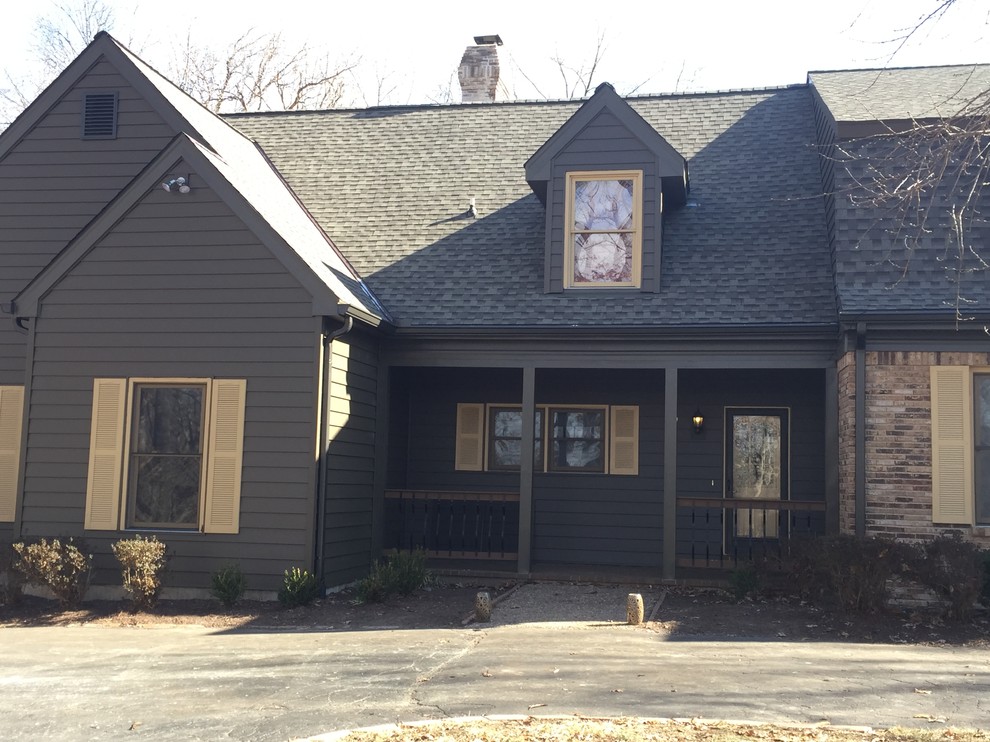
[524,80,689,205]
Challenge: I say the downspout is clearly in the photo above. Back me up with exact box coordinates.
[314,315,354,584]
[854,322,866,537]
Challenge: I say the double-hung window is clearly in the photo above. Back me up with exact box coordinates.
[549,407,605,472]
[564,170,642,288]
[85,377,246,533]
[488,406,544,471]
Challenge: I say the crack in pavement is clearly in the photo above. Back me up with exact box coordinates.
[408,631,489,716]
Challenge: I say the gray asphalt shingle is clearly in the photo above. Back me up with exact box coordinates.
[810,64,990,122]
[227,86,837,328]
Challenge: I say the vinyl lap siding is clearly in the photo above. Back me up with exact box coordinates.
[0,58,176,386]
[323,330,379,586]
[20,177,320,591]
[532,370,664,568]
[547,110,659,293]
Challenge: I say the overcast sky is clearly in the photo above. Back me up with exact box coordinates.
[1,0,987,107]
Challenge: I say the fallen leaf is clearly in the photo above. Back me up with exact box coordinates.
[481,670,493,678]
[914,689,933,695]
[611,688,623,693]
[527,703,546,710]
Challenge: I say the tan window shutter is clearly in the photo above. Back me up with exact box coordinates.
[930,366,974,524]
[0,386,25,522]
[203,379,246,534]
[454,403,485,471]
[610,405,639,476]
[84,378,126,530]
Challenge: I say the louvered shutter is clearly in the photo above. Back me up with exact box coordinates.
[930,366,974,524]
[203,379,246,534]
[454,403,485,471]
[84,379,126,530]
[610,405,639,476]
[0,386,24,522]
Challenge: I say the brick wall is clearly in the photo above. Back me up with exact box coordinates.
[837,351,856,534]
[838,350,990,546]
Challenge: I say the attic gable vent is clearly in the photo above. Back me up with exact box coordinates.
[82,92,118,139]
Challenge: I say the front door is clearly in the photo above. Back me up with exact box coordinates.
[725,408,789,543]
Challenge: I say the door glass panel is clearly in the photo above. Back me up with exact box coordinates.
[731,414,782,538]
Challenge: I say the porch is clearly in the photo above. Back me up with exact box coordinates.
[376,345,838,581]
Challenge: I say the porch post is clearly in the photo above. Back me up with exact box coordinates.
[824,364,840,535]
[518,366,536,575]
[370,362,390,556]
[662,366,678,581]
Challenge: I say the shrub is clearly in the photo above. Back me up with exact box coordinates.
[278,567,321,607]
[357,550,430,603]
[112,535,168,611]
[728,564,761,601]
[211,564,247,608]
[12,538,92,608]
[0,541,25,606]
[777,535,901,614]
[908,536,985,621]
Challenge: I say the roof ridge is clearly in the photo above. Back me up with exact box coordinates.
[221,83,809,120]
[809,61,990,75]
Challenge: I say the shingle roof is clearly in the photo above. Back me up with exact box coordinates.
[830,138,990,317]
[227,87,837,328]
[810,64,990,122]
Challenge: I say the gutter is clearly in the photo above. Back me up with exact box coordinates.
[854,322,866,537]
[314,315,354,585]
[1,302,29,335]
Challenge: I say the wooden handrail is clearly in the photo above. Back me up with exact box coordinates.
[676,497,825,511]
[385,489,520,503]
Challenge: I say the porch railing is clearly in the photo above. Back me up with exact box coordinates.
[676,497,826,568]
[384,489,519,560]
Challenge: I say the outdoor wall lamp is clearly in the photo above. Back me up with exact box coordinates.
[692,408,704,434]
[161,175,191,194]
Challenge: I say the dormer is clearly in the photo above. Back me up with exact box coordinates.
[525,83,688,293]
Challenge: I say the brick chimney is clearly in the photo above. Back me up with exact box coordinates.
[458,35,507,103]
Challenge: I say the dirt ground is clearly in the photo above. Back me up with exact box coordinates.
[2,582,988,647]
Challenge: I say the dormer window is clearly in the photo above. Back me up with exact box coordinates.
[565,170,642,288]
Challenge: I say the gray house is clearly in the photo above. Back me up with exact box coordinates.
[1,33,987,594]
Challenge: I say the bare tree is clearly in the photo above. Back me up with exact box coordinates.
[33,0,114,75]
[836,0,990,321]
[169,30,358,113]
[1,0,114,127]
[551,30,607,100]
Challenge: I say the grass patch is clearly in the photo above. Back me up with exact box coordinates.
[341,718,990,741]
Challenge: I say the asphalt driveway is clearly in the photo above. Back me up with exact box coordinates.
[1,607,987,741]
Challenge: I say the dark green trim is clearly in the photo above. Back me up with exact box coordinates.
[12,319,36,539]
[371,361,389,556]
[518,367,536,574]
[662,366,677,580]
[824,365,840,534]
[855,325,866,537]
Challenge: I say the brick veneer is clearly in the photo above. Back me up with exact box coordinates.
[837,350,990,546]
